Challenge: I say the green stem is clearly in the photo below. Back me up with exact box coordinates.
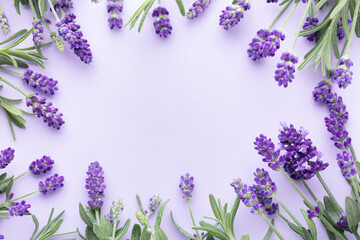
[0,66,21,76]
[290,0,312,51]
[346,0,360,54]
[280,1,300,31]
[273,195,304,228]
[301,180,318,201]
[51,231,77,237]
[316,172,343,212]
[280,168,314,208]
[112,220,118,239]
[277,212,291,224]
[28,0,39,19]
[351,179,360,203]
[14,171,30,181]
[187,199,201,240]
[95,209,101,225]
[0,77,28,97]
[268,0,293,29]
[46,0,60,22]
[260,212,285,240]
[10,190,39,202]
[350,145,358,163]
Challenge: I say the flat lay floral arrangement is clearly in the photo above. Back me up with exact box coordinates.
[1,0,360,239]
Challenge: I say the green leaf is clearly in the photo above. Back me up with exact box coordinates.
[355,161,360,179]
[0,173,6,182]
[38,0,48,19]
[0,29,27,45]
[115,218,131,239]
[131,224,141,240]
[345,196,360,233]
[5,178,13,200]
[206,235,215,240]
[194,222,230,240]
[314,0,330,14]
[175,0,186,16]
[85,226,100,240]
[136,195,145,215]
[241,234,250,240]
[155,199,170,227]
[326,229,337,240]
[0,96,22,103]
[342,6,350,39]
[263,219,274,240]
[0,102,22,115]
[5,50,45,68]
[93,223,109,240]
[229,196,240,236]
[79,203,94,227]
[4,29,34,49]
[0,57,28,68]
[170,211,196,239]
[287,222,310,240]
[15,0,22,14]
[139,228,152,240]
[155,225,168,240]
[331,17,340,59]
[301,209,317,240]
[138,0,155,32]
[324,196,341,225]
[209,194,221,220]
[330,0,349,19]
[30,214,40,240]
[100,217,112,237]
[0,51,18,68]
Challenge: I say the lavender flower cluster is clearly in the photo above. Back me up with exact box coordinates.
[248,29,285,61]
[0,9,9,34]
[107,0,124,29]
[0,148,15,169]
[179,173,195,200]
[53,0,73,11]
[86,161,106,209]
[219,0,251,31]
[32,19,44,46]
[22,69,59,95]
[56,13,93,64]
[274,51,298,87]
[187,0,211,20]
[152,7,173,38]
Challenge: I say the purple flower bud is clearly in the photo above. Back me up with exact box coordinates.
[107,0,123,30]
[39,173,64,194]
[53,0,73,11]
[152,7,172,38]
[179,173,194,200]
[253,168,277,195]
[219,0,250,31]
[333,56,353,89]
[254,134,282,170]
[86,161,106,209]
[8,200,31,216]
[230,178,244,195]
[274,51,298,87]
[56,13,92,64]
[325,113,351,150]
[337,212,348,227]
[108,14,123,29]
[337,151,357,179]
[0,9,10,34]
[337,17,351,41]
[302,17,319,42]
[147,194,161,214]
[266,0,278,3]
[307,206,320,218]
[29,155,54,175]
[26,93,65,130]
[32,19,44,46]
[248,29,285,61]
[0,147,15,169]
[312,80,332,103]
[22,69,59,95]
[187,0,211,20]
[239,184,257,207]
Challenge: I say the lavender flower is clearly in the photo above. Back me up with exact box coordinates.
[152,7,172,38]
[107,0,123,30]
[253,168,277,195]
[53,0,73,11]
[56,13,93,64]
[8,200,31,216]
[86,161,106,209]
[0,9,9,34]
[278,123,328,180]
[32,19,44,46]
[239,184,257,208]
[230,178,244,195]
[187,0,211,20]
[22,69,59,95]
[333,56,353,89]
[312,80,332,103]
[307,206,320,218]
[327,93,348,123]
[248,29,285,60]
[302,17,319,42]
[26,93,64,129]
[337,17,351,41]
[0,147,15,169]
[337,151,357,179]
[274,51,298,87]
[325,114,351,150]
[110,198,124,220]
[147,194,161,215]
[179,173,194,200]
[337,212,348,227]
[39,173,64,194]
[51,32,65,52]
[266,0,278,3]
[29,155,54,175]
[251,184,278,215]
[219,0,250,31]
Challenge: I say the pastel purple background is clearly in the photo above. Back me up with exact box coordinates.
[1,0,360,239]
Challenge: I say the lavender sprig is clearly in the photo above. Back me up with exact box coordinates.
[0,147,15,169]
[219,0,250,31]
[39,173,64,194]
[274,51,298,87]
[29,156,54,175]
[187,0,211,20]
[85,161,106,209]
[0,9,9,34]
[152,7,172,38]
[22,69,59,95]
[179,173,194,200]
[8,200,31,216]
[32,19,44,46]
[107,0,124,30]
[333,55,353,89]
[248,29,285,60]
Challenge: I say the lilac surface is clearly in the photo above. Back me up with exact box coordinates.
[0,1,360,239]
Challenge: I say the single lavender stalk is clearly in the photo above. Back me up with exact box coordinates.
[254,134,282,170]
[325,113,351,150]
[146,194,161,215]
[187,0,211,20]
[274,51,298,87]
[39,173,64,194]
[29,156,54,175]
[0,147,15,169]
[0,9,9,34]
[337,151,357,179]
[302,17,319,42]
[152,7,172,38]
[32,19,44,46]
[26,93,65,129]
[219,0,250,31]
[333,55,353,89]
[248,29,285,60]
[107,0,124,30]
[106,198,124,223]
[312,79,332,103]
[179,173,194,200]
[56,13,93,64]
[8,200,31,216]
[22,69,59,95]
[85,161,106,209]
